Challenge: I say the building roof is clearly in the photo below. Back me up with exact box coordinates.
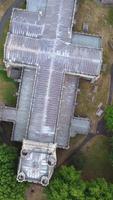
[5,5,102,78]
[5,32,102,77]
[26,0,47,12]
[17,139,57,186]
[1,0,103,185]
[70,117,91,137]
[72,32,102,49]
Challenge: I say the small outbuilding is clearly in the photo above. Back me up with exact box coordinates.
[70,117,91,137]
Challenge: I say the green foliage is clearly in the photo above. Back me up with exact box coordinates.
[71,152,86,170]
[86,178,113,200]
[46,166,113,200]
[0,21,9,63]
[0,70,13,81]
[0,145,27,200]
[0,69,18,106]
[104,106,113,131]
[107,7,113,27]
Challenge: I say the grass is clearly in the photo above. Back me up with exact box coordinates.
[0,70,18,106]
[57,135,86,166]
[75,0,113,65]
[107,7,113,27]
[72,136,113,182]
[0,20,10,66]
[0,20,18,106]
[20,1,26,9]
[75,73,110,132]
[74,0,113,132]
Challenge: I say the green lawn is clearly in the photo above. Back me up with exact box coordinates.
[0,70,18,106]
[0,21,10,66]
[71,136,113,182]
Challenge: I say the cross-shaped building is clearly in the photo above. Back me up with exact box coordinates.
[0,0,103,186]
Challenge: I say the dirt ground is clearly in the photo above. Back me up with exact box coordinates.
[80,135,113,182]
[0,0,15,19]
[75,73,110,133]
[26,185,46,200]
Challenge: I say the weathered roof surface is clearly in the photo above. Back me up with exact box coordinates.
[5,33,102,77]
[70,117,91,137]
[72,32,102,49]
[4,0,102,147]
[10,0,77,41]
[1,0,103,185]
[13,68,36,141]
[26,0,47,12]
[17,139,57,185]
[10,9,45,38]
[0,106,17,122]
[55,76,79,148]
[5,1,102,78]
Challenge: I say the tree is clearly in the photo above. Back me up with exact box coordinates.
[46,166,113,200]
[86,179,113,200]
[0,145,27,200]
[104,106,113,131]
[46,166,86,200]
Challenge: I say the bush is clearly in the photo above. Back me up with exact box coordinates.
[104,106,113,131]
[46,166,113,200]
[0,145,27,200]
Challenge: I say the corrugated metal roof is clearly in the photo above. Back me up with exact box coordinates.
[4,0,102,147]
[5,33,102,77]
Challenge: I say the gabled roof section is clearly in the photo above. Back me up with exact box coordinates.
[10,0,77,41]
[10,9,45,38]
[4,0,102,78]
[4,33,102,77]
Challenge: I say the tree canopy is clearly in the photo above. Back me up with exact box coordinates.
[46,166,113,200]
[0,145,27,200]
[104,106,113,131]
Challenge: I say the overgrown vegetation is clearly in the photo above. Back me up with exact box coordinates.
[71,136,113,181]
[104,106,113,132]
[107,7,113,27]
[0,69,18,106]
[0,145,27,200]
[0,21,9,66]
[46,166,113,200]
